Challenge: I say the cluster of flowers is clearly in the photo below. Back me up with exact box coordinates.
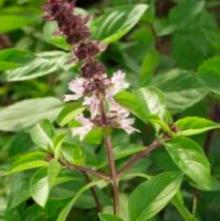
[44,0,138,140]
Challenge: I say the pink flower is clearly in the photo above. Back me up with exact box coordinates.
[106,70,129,98]
[83,94,100,119]
[72,115,94,140]
[63,78,85,102]
[118,117,139,134]
[108,100,139,134]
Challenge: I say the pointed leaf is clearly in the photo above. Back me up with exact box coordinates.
[2,51,72,81]
[0,48,33,71]
[152,69,208,113]
[30,120,55,150]
[129,172,183,221]
[115,86,167,124]
[0,97,62,132]
[164,137,212,190]
[176,117,220,136]
[92,4,148,44]
[48,159,61,187]
[6,161,48,175]
[197,56,220,95]
[57,180,104,221]
[30,169,49,207]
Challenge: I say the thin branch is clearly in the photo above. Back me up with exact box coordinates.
[117,139,162,177]
[82,171,102,212]
[59,159,109,181]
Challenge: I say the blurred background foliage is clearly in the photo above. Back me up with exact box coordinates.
[1,0,220,220]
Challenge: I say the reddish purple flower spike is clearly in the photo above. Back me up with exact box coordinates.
[44,0,139,138]
[75,42,100,60]
[81,61,106,78]
[44,0,90,45]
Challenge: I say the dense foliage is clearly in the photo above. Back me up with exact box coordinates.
[1,0,220,221]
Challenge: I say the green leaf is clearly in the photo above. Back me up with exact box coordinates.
[30,120,55,151]
[43,22,71,50]
[171,10,217,69]
[30,168,49,207]
[61,143,85,165]
[0,97,63,131]
[172,191,198,221]
[7,174,31,209]
[115,86,166,124]
[151,69,208,113]
[129,172,183,221]
[0,7,40,33]
[169,0,205,29]
[99,213,123,221]
[175,117,220,136]
[48,159,61,187]
[0,48,33,71]
[197,56,220,95]
[6,161,48,175]
[164,137,212,190]
[56,103,85,127]
[140,49,160,86]
[11,152,46,167]
[57,180,104,221]
[92,4,148,44]
[84,127,103,145]
[2,51,72,81]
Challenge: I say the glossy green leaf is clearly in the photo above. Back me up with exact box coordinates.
[0,97,63,131]
[164,137,212,190]
[61,143,85,165]
[7,174,31,209]
[6,161,48,175]
[84,127,103,145]
[57,180,104,221]
[0,7,40,33]
[30,120,55,150]
[129,172,183,221]
[2,51,72,81]
[176,116,220,136]
[140,49,160,86]
[30,169,49,207]
[43,22,71,50]
[115,86,166,123]
[11,152,46,167]
[99,213,123,221]
[56,103,85,127]
[151,69,208,113]
[48,159,61,187]
[169,0,205,28]
[92,4,148,44]
[197,56,220,95]
[0,48,33,71]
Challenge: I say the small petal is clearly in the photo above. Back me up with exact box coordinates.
[68,77,85,98]
[63,94,82,102]
[72,115,94,140]
[119,118,140,134]
[109,99,129,118]
[83,94,100,118]
[108,99,139,134]
[106,70,129,98]
[64,78,86,102]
